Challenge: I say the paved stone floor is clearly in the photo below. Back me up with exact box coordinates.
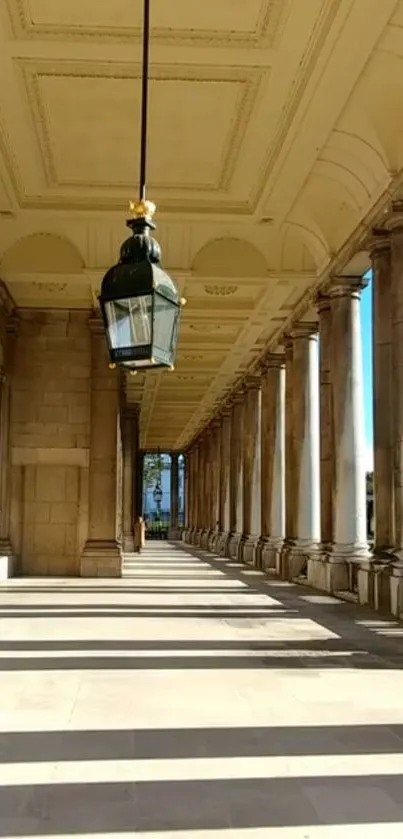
[2,544,403,837]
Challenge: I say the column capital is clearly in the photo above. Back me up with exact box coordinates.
[290,321,318,339]
[244,373,262,391]
[229,388,246,406]
[260,352,285,372]
[385,200,403,233]
[328,275,368,299]
[315,292,331,314]
[368,227,390,257]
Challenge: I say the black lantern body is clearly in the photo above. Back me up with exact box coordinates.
[99,213,181,371]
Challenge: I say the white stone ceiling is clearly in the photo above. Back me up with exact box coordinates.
[0,0,402,447]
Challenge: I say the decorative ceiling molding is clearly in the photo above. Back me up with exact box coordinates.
[204,284,238,296]
[17,58,264,203]
[7,0,285,48]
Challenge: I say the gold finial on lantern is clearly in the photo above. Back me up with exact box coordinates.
[129,199,156,220]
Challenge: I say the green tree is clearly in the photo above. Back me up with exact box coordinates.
[143,453,169,489]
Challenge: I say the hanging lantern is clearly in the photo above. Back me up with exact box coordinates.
[99,0,184,371]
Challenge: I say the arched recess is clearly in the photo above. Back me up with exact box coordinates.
[192,237,268,277]
[0,233,84,275]
[280,223,323,272]
[291,171,360,256]
[347,51,403,174]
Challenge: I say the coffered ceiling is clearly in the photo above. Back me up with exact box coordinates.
[0,0,402,448]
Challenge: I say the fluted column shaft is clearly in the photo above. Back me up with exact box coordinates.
[371,233,394,553]
[329,277,368,556]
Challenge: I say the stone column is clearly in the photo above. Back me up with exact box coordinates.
[259,354,286,572]
[241,378,262,566]
[0,315,18,579]
[228,393,244,560]
[195,437,205,546]
[121,407,139,553]
[388,206,403,614]
[209,420,221,551]
[170,453,180,538]
[187,445,197,543]
[285,324,321,579]
[280,338,296,576]
[370,232,394,555]
[308,295,335,590]
[81,319,121,577]
[200,431,212,549]
[217,410,231,556]
[329,277,368,590]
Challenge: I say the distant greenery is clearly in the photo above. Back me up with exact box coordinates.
[366,471,373,495]
[143,453,169,489]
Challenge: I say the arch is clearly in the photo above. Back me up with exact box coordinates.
[280,224,321,271]
[192,237,267,277]
[0,233,84,275]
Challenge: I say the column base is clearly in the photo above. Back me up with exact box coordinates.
[216,531,231,557]
[227,532,243,560]
[389,559,403,617]
[200,529,213,550]
[0,539,15,581]
[80,540,122,578]
[288,540,319,580]
[168,528,182,541]
[260,538,284,573]
[121,532,135,553]
[241,535,260,567]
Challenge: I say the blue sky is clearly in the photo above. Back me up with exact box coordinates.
[361,272,373,471]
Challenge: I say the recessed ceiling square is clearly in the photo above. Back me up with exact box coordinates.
[29,69,254,192]
[16,0,272,43]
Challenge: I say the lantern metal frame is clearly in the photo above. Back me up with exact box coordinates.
[98,0,184,372]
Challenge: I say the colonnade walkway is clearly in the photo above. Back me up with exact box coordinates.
[2,545,403,836]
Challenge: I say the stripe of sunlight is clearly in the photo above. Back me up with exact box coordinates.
[0,827,400,839]
[3,752,403,786]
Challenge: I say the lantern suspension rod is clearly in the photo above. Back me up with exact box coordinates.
[139,0,150,203]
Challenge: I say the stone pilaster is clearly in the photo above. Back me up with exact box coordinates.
[121,406,139,553]
[228,393,244,560]
[80,318,121,577]
[259,354,285,572]
[287,323,321,579]
[216,410,231,556]
[241,378,262,566]
[0,313,18,579]
[328,277,369,592]
[169,452,180,539]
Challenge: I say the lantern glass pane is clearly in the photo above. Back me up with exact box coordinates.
[152,293,180,363]
[105,296,152,350]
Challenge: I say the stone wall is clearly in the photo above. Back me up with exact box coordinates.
[10,310,91,575]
